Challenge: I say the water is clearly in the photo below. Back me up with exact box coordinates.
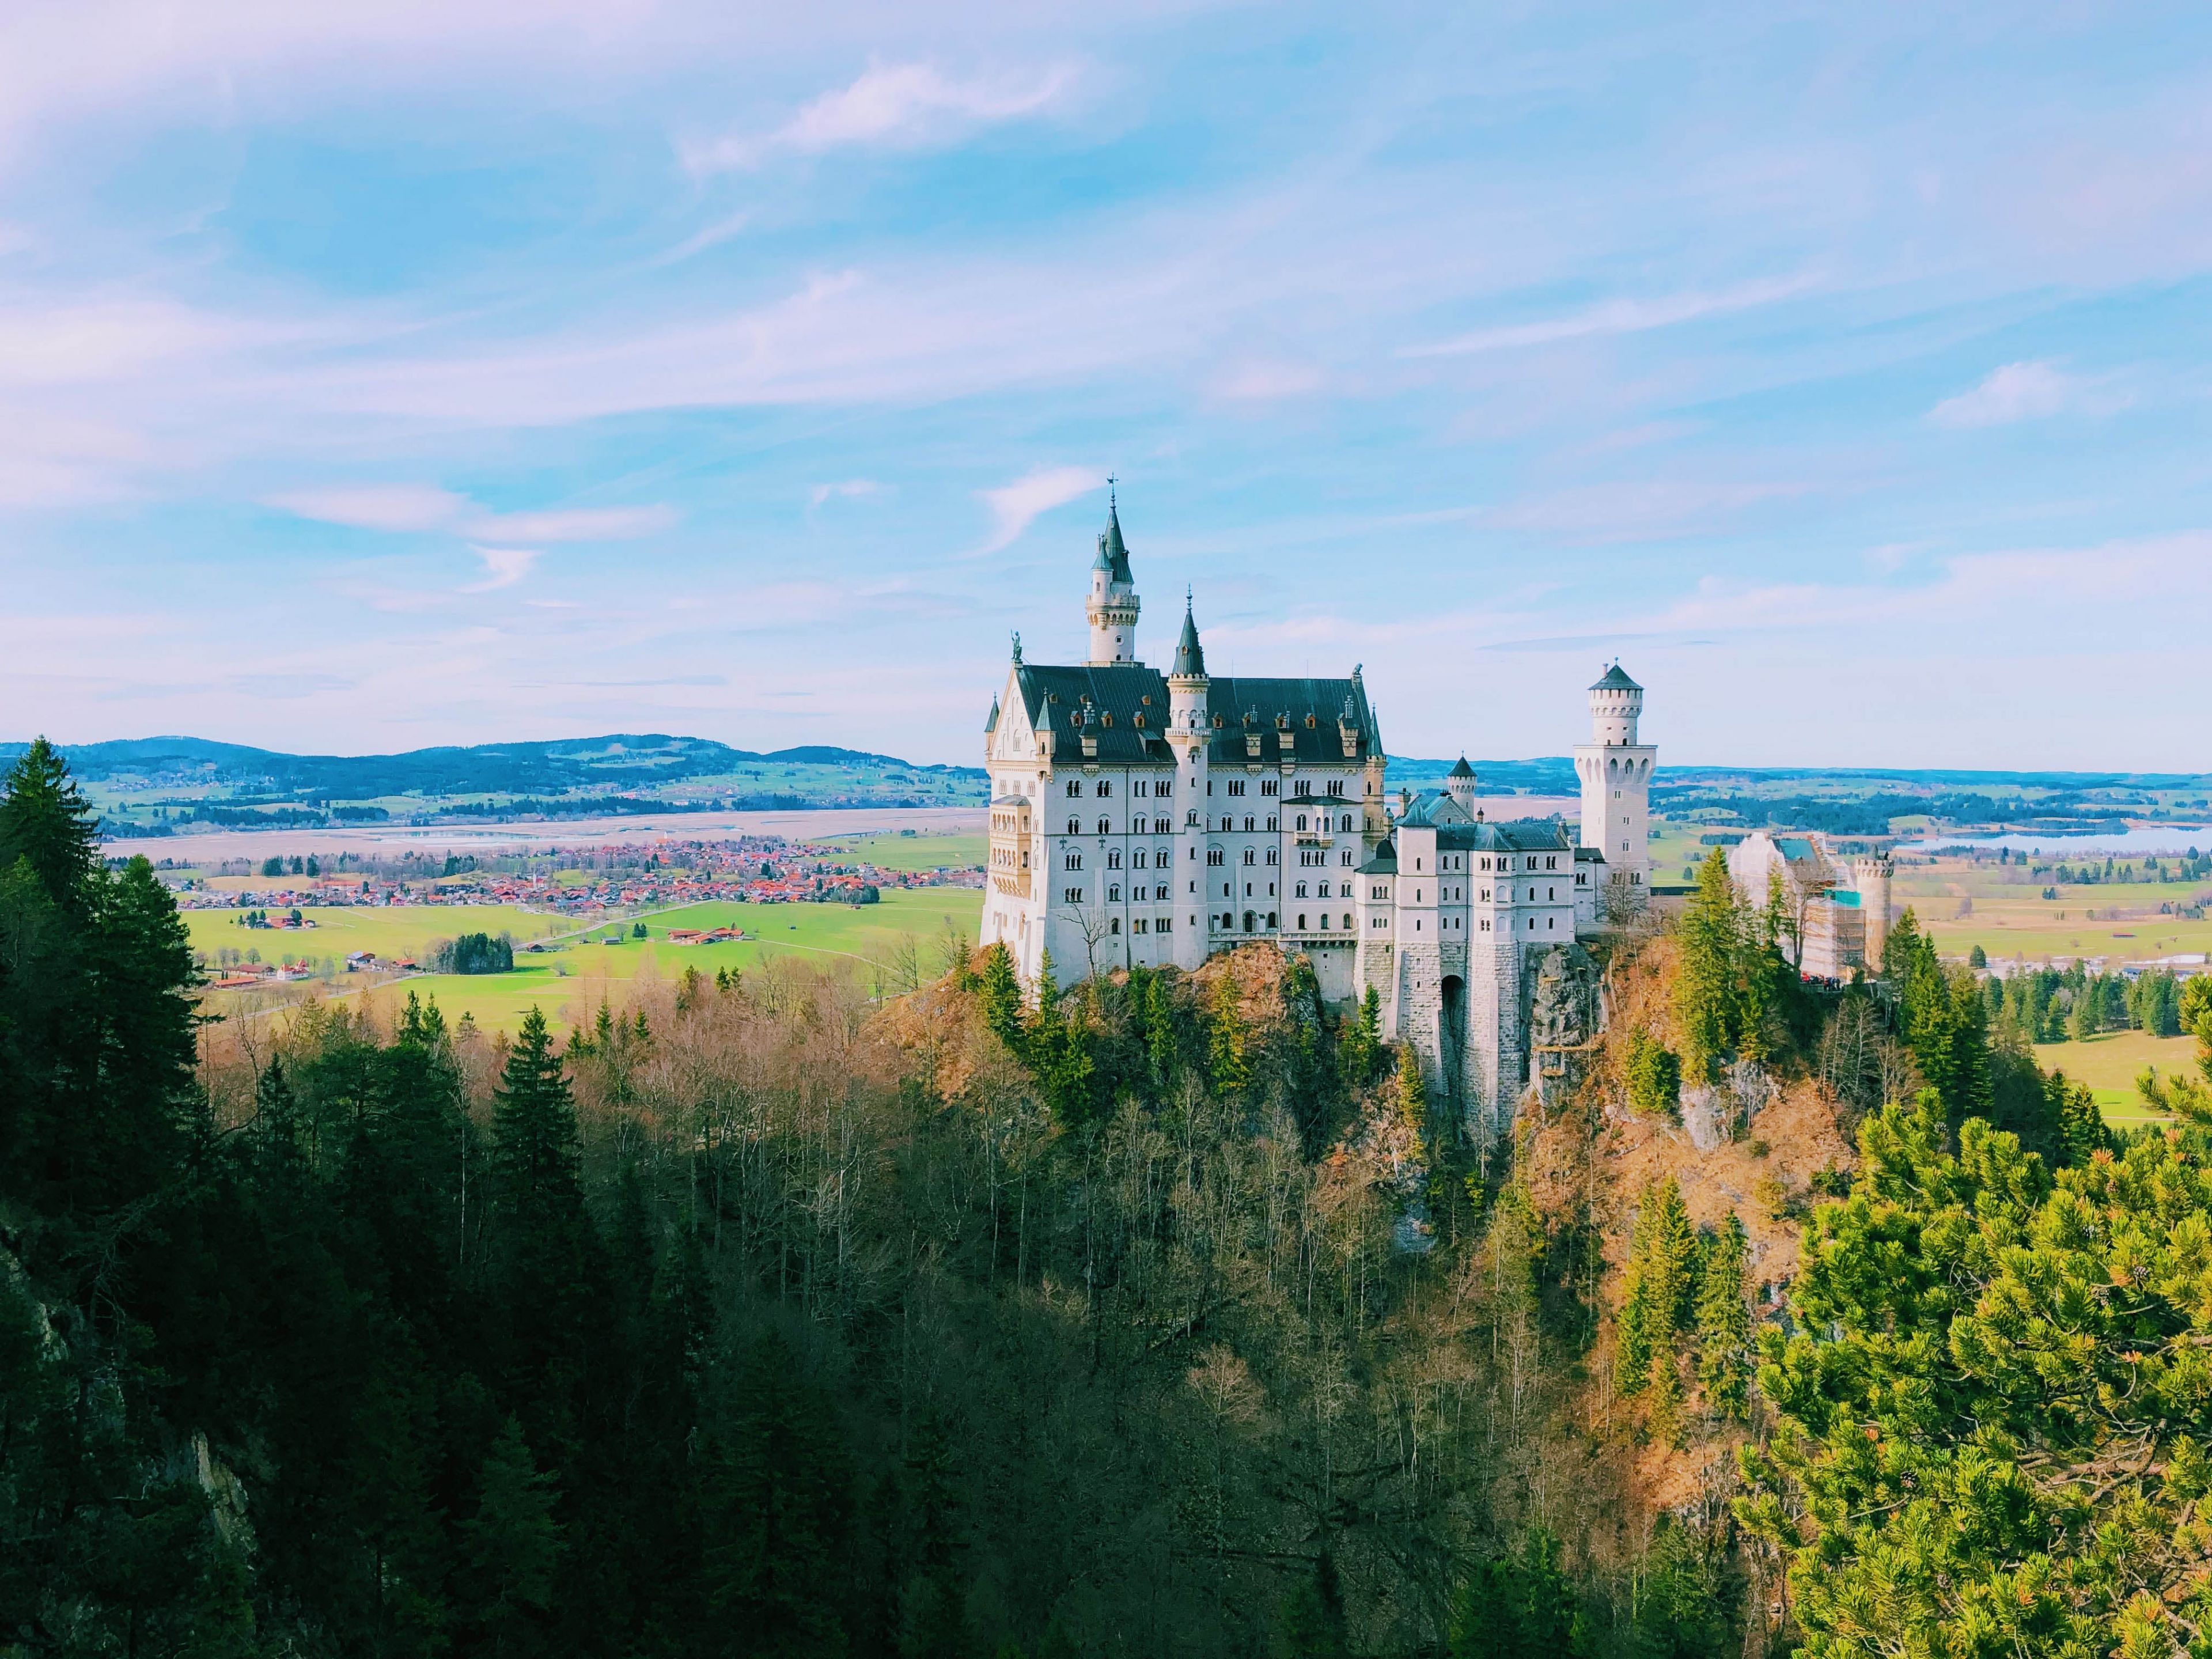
[1904,826,2212,858]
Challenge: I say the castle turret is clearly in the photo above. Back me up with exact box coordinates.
[1085,495,1141,665]
[1851,854,1893,971]
[1446,755,1477,816]
[1168,594,1210,968]
[1572,662,1655,899]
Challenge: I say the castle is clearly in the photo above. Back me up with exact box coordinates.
[981,499,1654,1141]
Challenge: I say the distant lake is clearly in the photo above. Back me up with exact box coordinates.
[1905,826,2212,857]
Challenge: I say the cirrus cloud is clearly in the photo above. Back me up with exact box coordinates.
[683,59,1075,173]
[971,464,1102,557]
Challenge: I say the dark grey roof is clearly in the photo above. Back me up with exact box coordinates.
[1590,662,1642,692]
[1434,817,1574,855]
[984,694,999,734]
[1448,755,1475,779]
[1359,838,1398,875]
[1202,675,1377,766]
[1011,660,1380,768]
[1172,601,1206,679]
[1013,663,1176,764]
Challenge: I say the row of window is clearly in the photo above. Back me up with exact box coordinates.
[1415,851,1563,873]
[1054,813,1358,837]
[1056,776,1358,801]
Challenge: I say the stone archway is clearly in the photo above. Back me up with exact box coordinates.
[1440,974,1467,1104]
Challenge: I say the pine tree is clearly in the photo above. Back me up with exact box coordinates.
[1616,1179,1696,1430]
[493,1009,581,1222]
[702,1330,854,1658]
[1623,1029,1681,1118]
[1339,985,1382,1089]
[0,736,101,916]
[1693,1214,1751,1421]
[1674,851,1740,1082]
[1145,971,1179,1092]
[977,942,1025,1050]
[1279,1552,1350,1657]
[461,1417,560,1658]
[1206,973,1249,1096]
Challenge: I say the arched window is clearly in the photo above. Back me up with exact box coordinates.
[1244,816,1255,832]
[1107,850,1122,868]
[1296,814,1307,831]
[1109,918,1120,934]
[1097,781,1111,797]
[1267,912,1277,929]
[1297,914,1306,930]
[1242,911,1256,932]
[1096,817,1110,835]
[1066,818,1080,835]
[1066,780,1081,797]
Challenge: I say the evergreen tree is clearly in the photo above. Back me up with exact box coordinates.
[1673,851,1740,1082]
[1623,1029,1680,1118]
[702,1330,854,1657]
[977,943,1025,1050]
[0,736,101,916]
[1206,972,1249,1096]
[1339,984,1383,1089]
[461,1417,560,1658]
[1692,1213,1750,1421]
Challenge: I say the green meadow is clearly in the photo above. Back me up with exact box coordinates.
[2033,1028,2201,1124]
[805,829,986,870]
[357,887,984,1039]
[185,903,573,968]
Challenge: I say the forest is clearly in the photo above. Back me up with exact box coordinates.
[6,735,2212,1658]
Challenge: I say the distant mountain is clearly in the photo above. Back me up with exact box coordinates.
[0,734,982,801]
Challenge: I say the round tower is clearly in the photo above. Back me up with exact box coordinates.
[1168,594,1211,968]
[1446,756,1477,815]
[1851,854,1893,971]
[1085,495,1141,665]
[1571,662,1655,899]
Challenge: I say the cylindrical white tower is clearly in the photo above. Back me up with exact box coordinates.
[1572,662,1655,900]
[1085,498,1141,665]
[1851,855,1893,971]
[1168,596,1211,969]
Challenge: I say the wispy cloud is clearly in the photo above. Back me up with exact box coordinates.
[1400,275,1817,359]
[971,464,1101,556]
[270,487,673,541]
[684,60,1075,174]
[810,478,882,507]
[463,545,542,591]
[1928,361,2096,428]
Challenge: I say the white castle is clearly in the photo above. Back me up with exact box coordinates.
[982,500,1652,1139]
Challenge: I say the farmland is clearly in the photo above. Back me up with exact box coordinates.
[264,887,985,1039]
[2033,1028,2200,1124]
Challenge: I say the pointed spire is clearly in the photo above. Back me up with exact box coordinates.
[1103,491,1132,584]
[1172,590,1207,679]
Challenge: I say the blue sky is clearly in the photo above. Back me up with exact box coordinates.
[4,2,2211,770]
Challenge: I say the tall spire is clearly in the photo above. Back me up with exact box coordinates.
[1171,589,1206,679]
[1103,494,1132,584]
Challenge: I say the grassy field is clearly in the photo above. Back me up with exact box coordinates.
[1895,862,2212,966]
[2033,1028,2201,1124]
[185,903,574,967]
[807,830,986,871]
[356,888,984,1039]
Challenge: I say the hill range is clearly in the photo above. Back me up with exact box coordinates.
[5,733,2207,839]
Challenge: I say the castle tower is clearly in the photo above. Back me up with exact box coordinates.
[1167,595,1211,969]
[1085,495,1141,664]
[1446,756,1477,816]
[1572,662,1655,895]
[1851,855,1893,971]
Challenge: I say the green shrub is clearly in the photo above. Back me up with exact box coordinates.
[1624,1028,1682,1118]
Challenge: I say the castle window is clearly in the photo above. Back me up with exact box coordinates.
[1101,713,1112,728]
[1108,884,1121,902]
[1066,818,1079,835]
[1132,849,1146,869]
[1156,883,1169,900]
[1134,780,1148,797]
[1065,852,1082,869]
[1157,817,1171,833]
[1065,887,1084,904]
[1244,816,1255,832]
[1227,780,1246,797]
[1131,918,1145,934]
[1327,779,1344,797]
[1208,849,1224,866]
[1296,882,1308,897]
[1108,850,1122,868]
[1066,781,1081,797]
[1097,817,1110,835]
[1132,714,1145,728]
[1298,913,1306,929]
[1341,914,1351,929]
[1267,912,1277,929]
[1097,781,1111,797]
[1112,918,1123,933]
[1266,817,1278,832]
[1305,714,1316,728]
[1243,849,1256,865]
[1265,848,1279,866]
[1260,779,1279,797]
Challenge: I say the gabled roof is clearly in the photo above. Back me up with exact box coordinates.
[1590,662,1642,692]
[1012,662,1175,764]
[1359,838,1398,875]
